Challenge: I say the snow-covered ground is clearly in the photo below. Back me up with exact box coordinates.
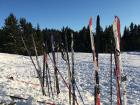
[0,52,140,105]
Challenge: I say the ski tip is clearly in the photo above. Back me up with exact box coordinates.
[89,17,92,26]
[89,17,92,30]
[114,16,120,23]
[114,16,117,18]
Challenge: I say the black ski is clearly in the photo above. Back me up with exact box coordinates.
[51,34,60,95]
[44,40,54,97]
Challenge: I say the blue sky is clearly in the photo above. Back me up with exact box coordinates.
[0,0,140,33]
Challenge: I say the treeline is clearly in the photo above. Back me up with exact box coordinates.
[0,14,140,55]
[122,23,140,51]
[0,14,43,55]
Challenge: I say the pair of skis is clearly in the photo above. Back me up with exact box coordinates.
[89,16,127,105]
[67,33,85,105]
[61,32,85,105]
[43,40,54,97]
[50,33,81,105]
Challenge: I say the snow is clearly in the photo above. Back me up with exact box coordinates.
[0,52,140,105]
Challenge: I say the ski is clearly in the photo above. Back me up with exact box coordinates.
[43,50,46,87]
[89,17,101,105]
[60,32,85,105]
[113,16,122,105]
[48,50,79,105]
[31,34,42,76]
[71,33,85,105]
[43,44,50,97]
[113,16,127,105]
[110,40,113,105]
[44,40,54,98]
[51,34,60,95]
[71,33,75,105]
[64,32,72,105]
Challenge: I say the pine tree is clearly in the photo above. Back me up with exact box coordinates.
[2,13,20,54]
[96,15,103,53]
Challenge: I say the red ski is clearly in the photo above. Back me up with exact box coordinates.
[113,16,122,105]
[89,17,101,105]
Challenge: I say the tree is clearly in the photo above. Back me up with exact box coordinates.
[1,13,140,54]
[122,26,130,50]
[130,22,134,32]
[103,25,113,53]
[2,13,20,54]
[96,15,103,53]
[122,23,140,51]
[34,24,43,55]
[19,18,34,55]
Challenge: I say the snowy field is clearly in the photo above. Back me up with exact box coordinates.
[0,52,140,105]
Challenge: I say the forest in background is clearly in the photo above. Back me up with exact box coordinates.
[0,14,140,55]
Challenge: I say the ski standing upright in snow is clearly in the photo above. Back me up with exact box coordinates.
[51,34,60,95]
[89,17,101,105]
[43,40,54,97]
[113,16,127,105]
[64,31,72,105]
[71,32,76,105]
[110,39,113,105]
[60,31,85,105]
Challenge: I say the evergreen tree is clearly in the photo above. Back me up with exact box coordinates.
[122,23,140,51]
[103,25,113,53]
[130,22,134,32]
[19,18,35,55]
[2,13,20,54]
[122,26,129,50]
[0,13,140,54]
[96,15,103,53]
[35,24,43,55]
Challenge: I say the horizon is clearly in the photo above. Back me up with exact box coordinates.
[0,0,140,34]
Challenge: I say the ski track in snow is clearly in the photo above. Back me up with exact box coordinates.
[0,52,140,105]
